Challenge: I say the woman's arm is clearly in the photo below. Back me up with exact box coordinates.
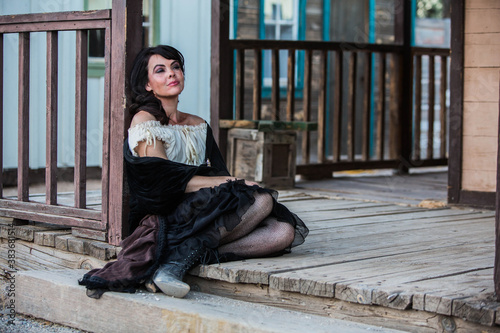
[185,176,259,193]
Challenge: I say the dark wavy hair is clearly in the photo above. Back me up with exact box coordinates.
[128,45,185,124]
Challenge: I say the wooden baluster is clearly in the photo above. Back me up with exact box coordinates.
[253,49,262,120]
[301,49,312,164]
[376,53,386,160]
[414,55,422,161]
[286,49,295,121]
[318,50,327,163]
[46,31,58,205]
[271,48,280,120]
[389,53,401,160]
[75,29,88,208]
[440,55,448,159]
[18,32,30,202]
[0,34,3,198]
[347,52,357,161]
[235,48,244,120]
[427,55,435,159]
[362,52,372,161]
[333,50,343,162]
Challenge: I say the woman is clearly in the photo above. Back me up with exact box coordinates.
[80,45,308,299]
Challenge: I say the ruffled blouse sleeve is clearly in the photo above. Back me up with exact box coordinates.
[127,120,172,157]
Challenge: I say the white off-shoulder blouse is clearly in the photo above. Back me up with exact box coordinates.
[128,120,207,166]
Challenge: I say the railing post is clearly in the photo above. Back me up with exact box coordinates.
[394,0,412,173]
[211,0,233,157]
[495,76,500,300]
[107,0,143,245]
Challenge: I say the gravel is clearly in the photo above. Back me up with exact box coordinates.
[0,315,87,333]
[1,275,87,333]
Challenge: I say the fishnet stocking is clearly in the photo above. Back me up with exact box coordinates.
[218,217,295,258]
[218,192,274,244]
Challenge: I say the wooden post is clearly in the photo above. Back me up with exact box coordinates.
[107,0,143,245]
[211,0,233,157]
[394,0,412,173]
[448,1,465,204]
[496,77,500,300]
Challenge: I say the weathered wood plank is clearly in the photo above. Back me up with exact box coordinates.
[0,239,108,271]
[187,276,498,333]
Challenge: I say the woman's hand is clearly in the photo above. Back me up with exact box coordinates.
[185,176,260,193]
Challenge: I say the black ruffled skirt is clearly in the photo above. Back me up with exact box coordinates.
[79,180,308,298]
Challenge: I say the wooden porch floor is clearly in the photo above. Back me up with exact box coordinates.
[186,169,500,332]
[4,169,500,331]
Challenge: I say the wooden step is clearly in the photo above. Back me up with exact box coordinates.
[15,269,407,333]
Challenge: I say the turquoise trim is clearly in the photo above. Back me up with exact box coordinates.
[323,0,331,155]
[233,0,239,39]
[369,0,376,43]
[411,0,416,46]
[369,0,376,157]
[322,0,330,40]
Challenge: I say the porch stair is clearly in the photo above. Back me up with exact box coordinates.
[15,269,405,333]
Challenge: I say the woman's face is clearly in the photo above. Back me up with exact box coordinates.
[145,54,184,99]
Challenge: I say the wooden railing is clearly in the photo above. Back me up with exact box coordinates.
[226,39,450,178]
[0,1,142,246]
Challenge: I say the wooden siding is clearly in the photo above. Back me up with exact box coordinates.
[462,0,500,192]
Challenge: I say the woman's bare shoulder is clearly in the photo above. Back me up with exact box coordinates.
[183,113,206,126]
[130,111,158,128]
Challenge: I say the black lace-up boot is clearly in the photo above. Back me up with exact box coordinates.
[148,240,207,298]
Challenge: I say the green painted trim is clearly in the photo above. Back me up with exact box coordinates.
[88,59,105,78]
[152,0,161,45]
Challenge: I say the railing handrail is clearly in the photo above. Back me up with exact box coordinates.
[229,39,450,55]
[0,10,111,33]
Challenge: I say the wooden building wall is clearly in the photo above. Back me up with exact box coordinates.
[462,0,500,193]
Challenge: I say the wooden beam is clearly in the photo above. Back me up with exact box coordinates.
[0,34,3,198]
[108,0,143,245]
[100,22,112,246]
[495,75,500,300]
[448,0,465,204]
[210,0,233,154]
[394,0,412,174]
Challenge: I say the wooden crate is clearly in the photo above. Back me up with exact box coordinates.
[227,128,297,188]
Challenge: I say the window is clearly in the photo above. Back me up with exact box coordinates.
[85,0,156,76]
[262,0,299,88]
